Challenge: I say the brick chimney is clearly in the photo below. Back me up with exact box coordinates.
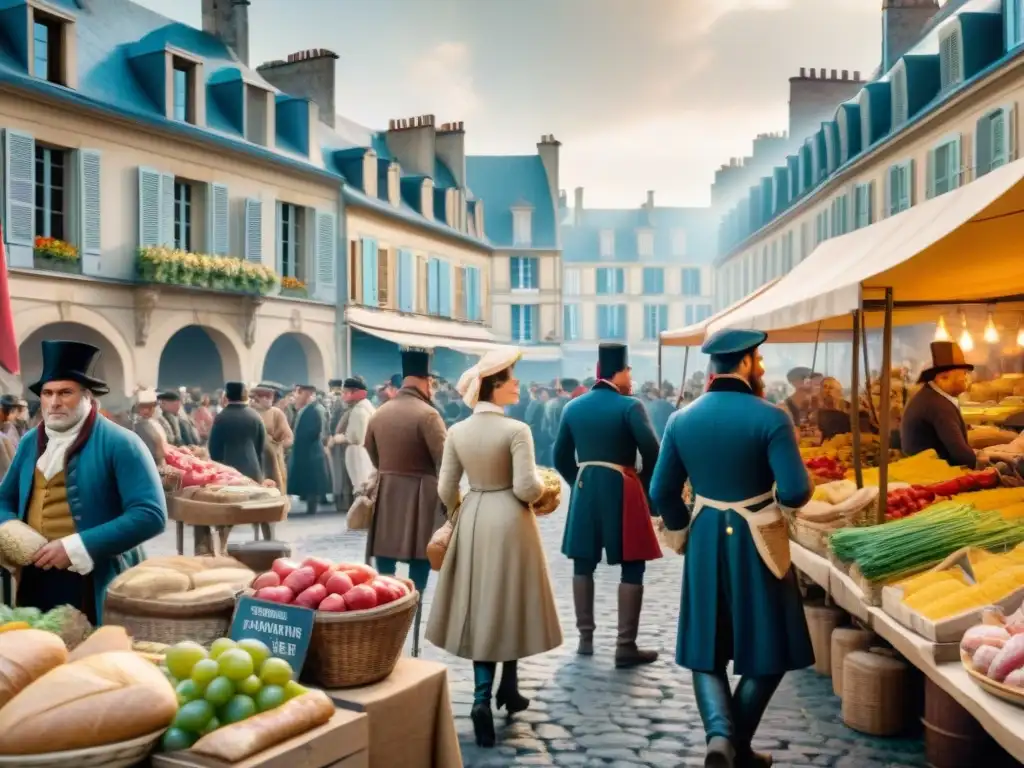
[385,115,437,178]
[645,190,654,208]
[202,0,250,66]
[882,0,940,72]
[435,121,465,188]
[257,49,339,129]
[573,186,584,226]
[537,134,560,228]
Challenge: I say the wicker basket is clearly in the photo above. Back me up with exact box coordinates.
[304,577,419,688]
[804,602,847,675]
[0,729,163,768]
[841,649,912,736]
[831,627,873,697]
[791,518,842,557]
[103,589,237,646]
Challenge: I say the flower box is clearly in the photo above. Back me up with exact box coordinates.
[280,287,309,299]
[136,246,277,295]
[33,237,80,274]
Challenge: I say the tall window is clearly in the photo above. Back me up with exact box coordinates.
[563,304,580,341]
[637,230,654,257]
[564,268,581,295]
[34,145,65,240]
[512,209,532,246]
[686,304,713,325]
[464,265,481,321]
[378,248,390,307]
[977,108,1010,178]
[596,267,624,295]
[173,180,192,252]
[597,304,627,340]
[642,267,664,295]
[172,60,195,124]
[32,15,63,85]
[643,304,667,340]
[279,203,304,279]
[928,138,962,198]
[681,267,701,297]
[831,195,848,236]
[887,161,913,215]
[511,304,537,342]
[510,255,537,290]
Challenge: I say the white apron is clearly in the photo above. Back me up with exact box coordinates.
[345,444,374,491]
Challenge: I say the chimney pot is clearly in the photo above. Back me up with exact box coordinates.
[809,69,816,79]
[854,70,861,80]
[646,190,654,208]
[842,69,849,80]
[799,66,806,77]
[831,68,838,79]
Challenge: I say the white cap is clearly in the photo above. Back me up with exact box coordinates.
[136,389,158,405]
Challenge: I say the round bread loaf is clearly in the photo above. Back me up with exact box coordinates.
[0,629,67,709]
[0,650,178,754]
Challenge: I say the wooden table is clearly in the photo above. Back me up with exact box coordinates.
[168,495,289,556]
[791,540,1024,762]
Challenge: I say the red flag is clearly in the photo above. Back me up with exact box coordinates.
[0,222,19,375]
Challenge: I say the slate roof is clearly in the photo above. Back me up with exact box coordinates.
[0,0,483,245]
[561,207,715,264]
[465,155,557,249]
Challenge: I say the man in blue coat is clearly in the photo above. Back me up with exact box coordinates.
[0,340,166,623]
[650,329,814,768]
[554,343,662,667]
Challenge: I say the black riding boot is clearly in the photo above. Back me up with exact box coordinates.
[495,660,529,715]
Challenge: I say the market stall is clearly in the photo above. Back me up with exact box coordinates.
[706,156,1024,761]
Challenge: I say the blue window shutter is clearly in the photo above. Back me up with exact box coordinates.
[275,202,283,273]
[615,268,624,293]
[3,129,34,267]
[439,260,452,316]
[991,109,1007,170]
[977,114,994,177]
[316,211,336,289]
[160,172,175,247]
[209,183,229,256]
[902,160,914,209]
[398,249,413,312]
[428,258,439,314]
[950,136,962,189]
[77,149,102,275]
[361,238,377,305]
[244,198,262,263]
[138,166,162,248]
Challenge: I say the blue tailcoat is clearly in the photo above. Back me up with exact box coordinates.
[0,413,167,623]
[650,377,814,677]
[554,383,661,565]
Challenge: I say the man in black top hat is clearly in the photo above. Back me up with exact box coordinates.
[554,343,662,667]
[287,384,332,514]
[901,341,980,468]
[209,382,265,483]
[0,341,165,622]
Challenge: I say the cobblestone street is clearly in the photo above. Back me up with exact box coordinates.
[148,494,929,768]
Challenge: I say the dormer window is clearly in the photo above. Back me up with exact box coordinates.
[512,207,532,246]
[637,230,654,257]
[30,5,73,87]
[172,60,194,123]
[939,24,964,92]
[891,62,908,127]
[599,229,614,258]
[245,84,270,145]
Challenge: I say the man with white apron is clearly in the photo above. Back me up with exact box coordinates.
[650,328,814,768]
[553,343,663,667]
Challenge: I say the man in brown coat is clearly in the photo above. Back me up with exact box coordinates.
[364,348,446,655]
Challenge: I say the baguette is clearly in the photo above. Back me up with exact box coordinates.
[189,690,335,762]
[68,626,132,662]
[0,629,67,709]
[0,650,177,754]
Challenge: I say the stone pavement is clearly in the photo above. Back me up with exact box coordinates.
[148,494,929,768]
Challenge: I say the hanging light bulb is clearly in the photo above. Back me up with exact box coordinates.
[934,315,951,341]
[984,311,1000,344]
[959,312,974,352]
[1017,317,1024,348]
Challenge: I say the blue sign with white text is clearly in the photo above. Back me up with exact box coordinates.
[230,596,315,674]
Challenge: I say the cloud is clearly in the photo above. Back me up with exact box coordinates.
[406,42,481,121]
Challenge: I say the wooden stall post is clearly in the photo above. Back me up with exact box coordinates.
[657,340,663,390]
[876,288,894,524]
[676,347,691,408]
[851,309,863,489]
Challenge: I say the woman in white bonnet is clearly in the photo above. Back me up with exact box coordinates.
[425,346,562,749]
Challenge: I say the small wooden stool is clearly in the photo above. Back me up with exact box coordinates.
[227,540,292,573]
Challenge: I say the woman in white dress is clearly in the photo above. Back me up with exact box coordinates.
[425,347,562,748]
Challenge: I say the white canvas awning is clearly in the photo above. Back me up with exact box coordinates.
[661,279,850,347]
[710,156,1024,336]
[345,307,506,355]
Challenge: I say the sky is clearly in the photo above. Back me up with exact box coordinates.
[132,0,886,208]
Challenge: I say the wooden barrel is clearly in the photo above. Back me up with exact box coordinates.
[922,677,991,768]
[805,602,847,675]
[831,627,873,697]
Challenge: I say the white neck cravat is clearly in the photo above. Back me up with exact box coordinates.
[37,413,87,480]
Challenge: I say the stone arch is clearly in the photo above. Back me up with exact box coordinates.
[157,326,245,393]
[257,331,328,387]
[148,315,246,391]
[13,305,135,401]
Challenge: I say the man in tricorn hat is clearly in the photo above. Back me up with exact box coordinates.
[364,348,446,656]
[287,384,332,515]
[900,341,981,469]
[554,343,662,667]
[0,341,166,621]
[650,328,813,767]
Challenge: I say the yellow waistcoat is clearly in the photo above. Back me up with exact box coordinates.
[26,469,75,541]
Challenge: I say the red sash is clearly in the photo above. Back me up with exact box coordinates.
[621,467,663,563]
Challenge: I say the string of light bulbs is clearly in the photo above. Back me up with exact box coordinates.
[933,308,1024,348]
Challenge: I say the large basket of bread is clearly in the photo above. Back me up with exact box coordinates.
[248,556,419,688]
[0,627,173,767]
[104,556,254,646]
